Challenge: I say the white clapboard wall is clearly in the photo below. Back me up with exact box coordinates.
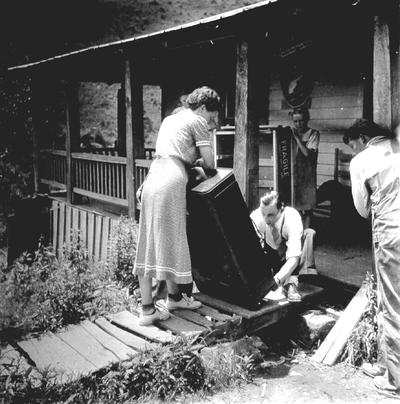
[262,76,363,188]
[50,200,119,262]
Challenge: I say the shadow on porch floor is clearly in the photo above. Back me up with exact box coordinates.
[312,215,372,289]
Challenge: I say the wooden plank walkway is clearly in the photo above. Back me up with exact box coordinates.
[1,283,322,384]
[195,283,324,334]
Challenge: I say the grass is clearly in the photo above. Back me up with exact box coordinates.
[0,337,256,403]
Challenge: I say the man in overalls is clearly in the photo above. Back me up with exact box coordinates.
[250,190,317,302]
[345,118,400,397]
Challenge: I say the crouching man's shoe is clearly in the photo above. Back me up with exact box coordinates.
[286,283,301,302]
[264,286,287,301]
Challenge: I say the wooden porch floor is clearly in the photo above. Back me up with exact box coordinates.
[1,283,322,385]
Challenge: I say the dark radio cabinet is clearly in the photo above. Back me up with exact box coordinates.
[187,169,275,309]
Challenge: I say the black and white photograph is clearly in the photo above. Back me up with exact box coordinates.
[1,0,399,402]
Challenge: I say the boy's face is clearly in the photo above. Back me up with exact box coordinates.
[292,113,307,132]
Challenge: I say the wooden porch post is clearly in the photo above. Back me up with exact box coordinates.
[31,73,42,195]
[233,37,261,211]
[125,54,145,218]
[65,80,80,204]
[390,1,400,130]
[117,87,127,156]
[373,15,392,128]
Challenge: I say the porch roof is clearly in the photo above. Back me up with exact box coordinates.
[7,0,277,75]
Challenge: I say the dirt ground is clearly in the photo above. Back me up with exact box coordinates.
[193,355,394,404]
[1,215,379,403]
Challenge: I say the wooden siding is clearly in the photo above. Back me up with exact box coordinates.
[50,199,118,262]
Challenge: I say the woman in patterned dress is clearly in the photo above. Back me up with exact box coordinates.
[133,86,221,326]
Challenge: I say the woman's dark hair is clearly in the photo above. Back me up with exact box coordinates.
[343,118,393,144]
[290,106,310,122]
[260,190,284,210]
[186,86,221,112]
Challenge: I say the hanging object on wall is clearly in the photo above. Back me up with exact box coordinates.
[276,7,315,108]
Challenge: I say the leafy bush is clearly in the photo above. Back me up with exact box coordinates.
[0,149,33,212]
[0,233,136,341]
[1,236,101,339]
[343,272,378,366]
[107,216,138,290]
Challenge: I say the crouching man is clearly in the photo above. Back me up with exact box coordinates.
[251,190,317,302]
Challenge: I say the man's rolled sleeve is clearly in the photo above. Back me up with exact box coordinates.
[350,158,371,219]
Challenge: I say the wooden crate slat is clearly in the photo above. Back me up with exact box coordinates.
[169,309,215,329]
[94,214,103,261]
[56,324,119,369]
[52,201,59,251]
[313,283,368,365]
[65,205,72,249]
[195,283,323,320]
[156,301,214,329]
[58,202,66,254]
[18,332,97,382]
[72,207,80,236]
[101,216,111,262]
[154,313,206,336]
[107,310,174,344]
[195,304,236,323]
[87,212,95,258]
[80,209,88,246]
[80,320,137,361]
[94,317,154,351]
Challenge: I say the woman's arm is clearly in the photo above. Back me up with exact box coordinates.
[198,145,216,171]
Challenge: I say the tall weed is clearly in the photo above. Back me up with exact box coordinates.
[107,216,138,291]
[343,272,378,366]
[1,235,103,339]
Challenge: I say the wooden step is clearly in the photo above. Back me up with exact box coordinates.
[18,332,98,383]
[107,310,175,344]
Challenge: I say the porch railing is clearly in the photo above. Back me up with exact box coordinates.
[40,150,67,189]
[39,149,152,208]
[72,152,127,206]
